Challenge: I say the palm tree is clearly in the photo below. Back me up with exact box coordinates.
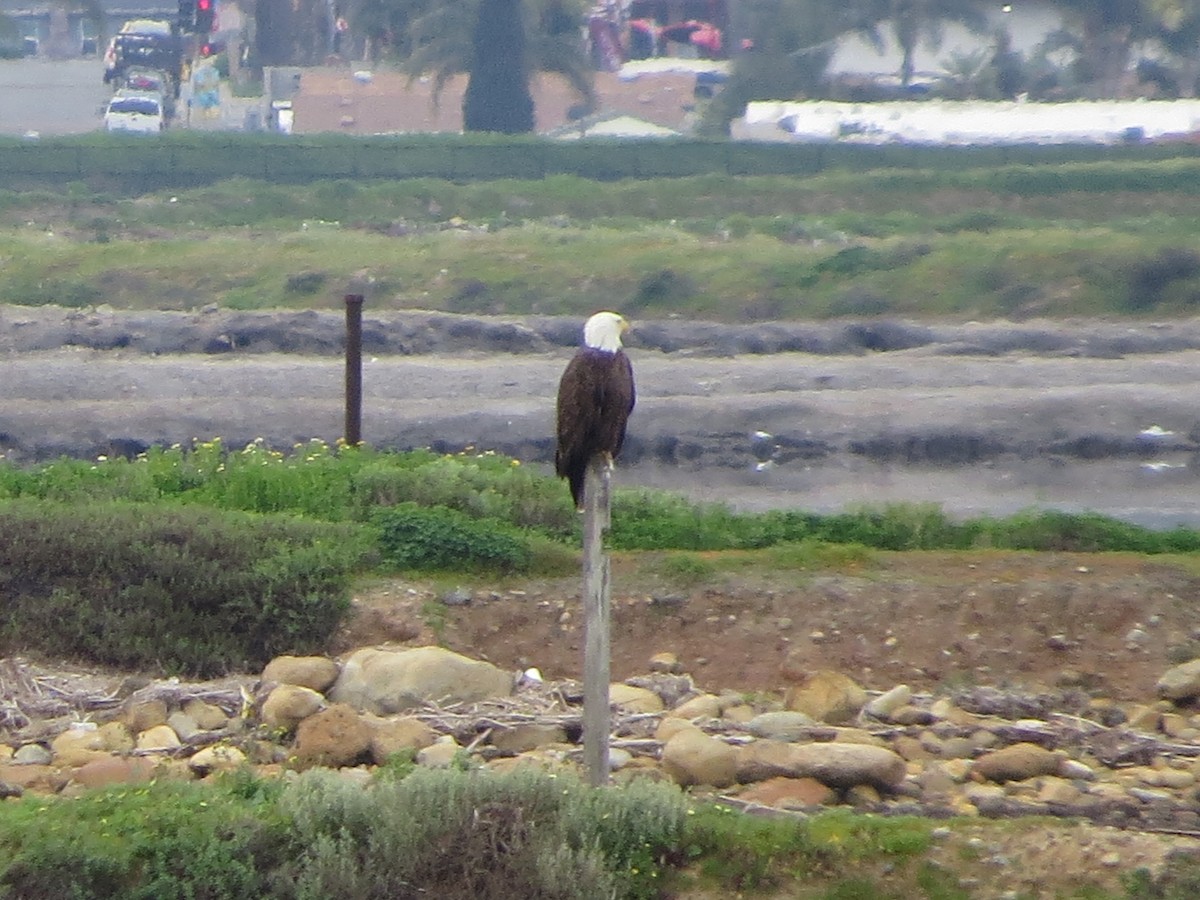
[399,0,593,130]
[462,0,533,132]
[1045,0,1150,97]
[701,0,874,135]
[854,0,990,88]
[1148,0,1200,96]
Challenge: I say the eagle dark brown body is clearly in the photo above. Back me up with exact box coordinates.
[555,314,636,510]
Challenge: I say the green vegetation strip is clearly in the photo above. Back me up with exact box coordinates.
[7,163,1200,318]
[4,442,1197,673]
[0,769,1194,899]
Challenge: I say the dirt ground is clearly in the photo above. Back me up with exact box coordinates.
[335,549,1200,704]
[328,550,1200,896]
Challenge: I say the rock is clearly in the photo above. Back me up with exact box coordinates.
[417,737,463,769]
[261,655,340,693]
[292,704,373,769]
[72,756,158,790]
[50,725,107,767]
[670,693,723,720]
[329,646,513,715]
[135,725,182,751]
[1036,776,1083,805]
[782,744,902,792]
[1157,659,1200,701]
[783,670,867,725]
[661,729,738,788]
[865,684,912,720]
[845,784,881,807]
[736,776,835,809]
[369,717,437,764]
[784,743,907,791]
[609,683,665,714]
[972,742,1063,783]
[1058,759,1097,781]
[746,711,817,741]
[124,698,168,733]
[491,724,567,755]
[261,684,327,731]
[12,744,51,766]
[737,739,804,783]
[98,722,134,753]
[649,652,682,674]
[188,745,248,776]
[167,711,202,741]
[655,718,701,742]
[182,699,229,731]
[0,763,67,793]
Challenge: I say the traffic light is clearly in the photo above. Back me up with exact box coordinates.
[195,0,215,34]
[198,41,213,57]
[177,0,195,31]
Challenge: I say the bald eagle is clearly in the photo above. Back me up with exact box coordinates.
[555,311,636,509]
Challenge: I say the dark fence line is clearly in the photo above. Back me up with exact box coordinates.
[2,134,1199,189]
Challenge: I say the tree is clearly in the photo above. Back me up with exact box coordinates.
[1148,0,1200,96]
[462,0,533,132]
[1044,0,1150,97]
[854,0,990,88]
[701,0,860,135]
[400,0,593,133]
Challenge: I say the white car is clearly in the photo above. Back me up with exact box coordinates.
[103,91,165,134]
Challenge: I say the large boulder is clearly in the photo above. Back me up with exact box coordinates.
[971,742,1063,783]
[783,671,867,725]
[1156,658,1200,701]
[661,729,738,788]
[292,703,374,769]
[329,646,514,715]
[784,742,907,791]
[262,655,340,693]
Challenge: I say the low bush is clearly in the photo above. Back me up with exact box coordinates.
[278,767,688,900]
[0,500,365,675]
[373,502,534,573]
[0,778,289,900]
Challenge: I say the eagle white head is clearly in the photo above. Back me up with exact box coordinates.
[583,311,629,353]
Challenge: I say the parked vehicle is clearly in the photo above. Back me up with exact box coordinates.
[103,20,181,96]
[119,66,176,118]
[102,90,166,133]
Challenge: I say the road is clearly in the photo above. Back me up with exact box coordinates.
[0,57,110,136]
[0,56,259,136]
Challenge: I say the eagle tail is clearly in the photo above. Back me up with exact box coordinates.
[569,466,586,511]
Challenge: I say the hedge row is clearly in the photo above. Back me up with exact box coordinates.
[3,131,1198,190]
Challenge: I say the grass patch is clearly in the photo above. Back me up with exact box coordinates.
[11,164,1200,318]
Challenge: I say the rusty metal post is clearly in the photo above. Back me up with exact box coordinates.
[344,294,364,446]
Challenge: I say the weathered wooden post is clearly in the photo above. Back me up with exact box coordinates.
[581,455,613,786]
[343,293,364,446]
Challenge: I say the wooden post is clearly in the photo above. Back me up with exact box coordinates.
[343,294,363,446]
[581,454,612,787]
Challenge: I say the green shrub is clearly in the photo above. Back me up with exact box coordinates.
[0,779,288,900]
[0,500,364,675]
[279,767,689,900]
[373,502,534,573]
[983,509,1200,553]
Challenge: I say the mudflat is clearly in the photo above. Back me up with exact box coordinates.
[2,305,1199,524]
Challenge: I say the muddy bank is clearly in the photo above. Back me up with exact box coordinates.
[3,306,1200,526]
